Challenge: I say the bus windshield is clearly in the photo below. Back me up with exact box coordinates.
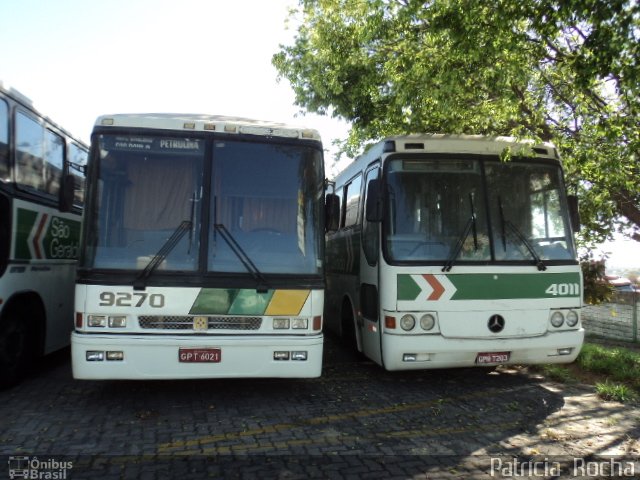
[209,140,323,275]
[83,135,324,275]
[384,157,576,264]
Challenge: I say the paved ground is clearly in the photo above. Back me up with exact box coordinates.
[0,334,638,479]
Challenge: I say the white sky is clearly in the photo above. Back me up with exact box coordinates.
[0,0,350,170]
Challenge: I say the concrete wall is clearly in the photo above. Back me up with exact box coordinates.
[582,291,639,343]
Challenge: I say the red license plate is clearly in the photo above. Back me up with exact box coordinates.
[179,348,221,363]
[476,351,510,364]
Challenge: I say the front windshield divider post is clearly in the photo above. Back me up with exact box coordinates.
[133,220,192,291]
[214,224,270,293]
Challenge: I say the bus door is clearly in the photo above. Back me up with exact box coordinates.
[359,165,382,364]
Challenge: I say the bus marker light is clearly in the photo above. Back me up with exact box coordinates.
[385,316,396,329]
[557,348,573,356]
[108,316,127,328]
[88,315,107,327]
[101,118,114,126]
[204,123,216,131]
[273,351,290,361]
[403,354,417,362]
[106,351,124,361]
[224,125,237,133]
[183,122,195,129]
[75,313,83,328]
[312,315,322,330]
[291,351,307,361]
[86,351,104,361]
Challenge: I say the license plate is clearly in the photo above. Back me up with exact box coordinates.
[179,348,221,363]
[476,351,510,364]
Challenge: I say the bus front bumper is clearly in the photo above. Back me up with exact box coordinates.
[71,332,323,379]
[381,329,585,371]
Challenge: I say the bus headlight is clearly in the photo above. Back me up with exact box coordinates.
[87,315,107,327]
[550,311,564,328]
[400,314,416,331]
[566,310,579,327]
[108,316,127,328]
[291,318,308,329]
[273,318,290,329]
[419,314,436,331]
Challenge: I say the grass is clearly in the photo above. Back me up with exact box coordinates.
[533,342,640,403]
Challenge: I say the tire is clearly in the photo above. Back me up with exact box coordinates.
[0,310,34,389]
[340,300,358,352]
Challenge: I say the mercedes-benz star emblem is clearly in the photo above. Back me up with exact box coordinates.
[488,315,505,333]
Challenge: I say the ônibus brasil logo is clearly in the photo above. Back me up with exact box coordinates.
[15,208,81,261]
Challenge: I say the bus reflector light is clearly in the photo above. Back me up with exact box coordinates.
[291,318,308,329]
[86,351,104,361]
[75,313,83,328]
[273,318,290,329]
[273,351,290,360]
[291,351,307,361]
[108,316,127,328]
[385,316,396,329]
[106,351,124,361]
[312,315,322,330]
[88,315,107,327]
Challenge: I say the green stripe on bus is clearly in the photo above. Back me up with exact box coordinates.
[397,274,422,301]
[15,208,38,259]
[189,288,275,315]
[448,273,581,300]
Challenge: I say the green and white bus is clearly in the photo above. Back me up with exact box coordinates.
[0,83,87,387]
[325,134,584,370]
[72,114,325,379]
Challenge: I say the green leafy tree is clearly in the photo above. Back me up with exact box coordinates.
[273,0,640,245]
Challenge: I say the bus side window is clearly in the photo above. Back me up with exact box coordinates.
[68,143,88,205]
[343,173,362,228]
[362,166,380,265]
[44,129,64,196]
[15,111,46,192]
[0,99,8,181]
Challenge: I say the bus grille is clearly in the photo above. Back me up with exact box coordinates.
[138,316,262,331]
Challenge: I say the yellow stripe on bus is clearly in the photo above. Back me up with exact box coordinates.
[264,290,310,316]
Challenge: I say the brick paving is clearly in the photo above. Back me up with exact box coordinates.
[0,334,638,479]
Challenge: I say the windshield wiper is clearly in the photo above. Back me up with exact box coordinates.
[214,223,269,293]
[498,196,547,271]
[134,220,192,290]
[442,194,478,272]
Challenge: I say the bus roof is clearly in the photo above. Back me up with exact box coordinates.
[93,113,322,141]
[0,81,88,147]
[380,134,558,159]
[331,133,560,184]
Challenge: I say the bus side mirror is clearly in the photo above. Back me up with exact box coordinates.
[60,174,75,212]
[365,179,382,222]
[567,195,580,232]
[325,194,340,232]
